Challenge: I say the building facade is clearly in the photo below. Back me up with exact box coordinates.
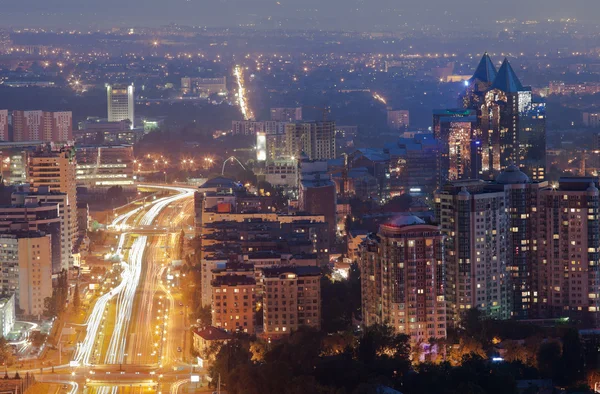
[211,274,256,334]
[27,147,77,269]
[457,53,546,180]
[270,107,302,122]
[0,231,52,317]
[359,216,447,340]
[75,145,135,190]
[387,110,410,131]
[11,110,72,143]
[435,180,511,326]
[262,266,321,338]
[107,84,135,128]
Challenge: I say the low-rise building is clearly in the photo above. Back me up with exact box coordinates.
[262,266,321,338]
[211,274,256,334]
[192,326,233,361]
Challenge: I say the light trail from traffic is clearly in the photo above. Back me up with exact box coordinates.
[72,186,194,369]
[372,92,387,105]
[170,379,188,394]
[234,65,254,120]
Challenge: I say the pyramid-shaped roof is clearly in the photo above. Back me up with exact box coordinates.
[470,52,497,84]
[491,58,524,93]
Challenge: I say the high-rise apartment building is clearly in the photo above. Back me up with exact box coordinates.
[284,121,335,160]
[12,188,71,272]
[456,53,546,180]
[433,109,480,185]
[11,111,72,142]
[211,274,256,334]
[359,216,447,340]
[434,167,600,326]
[107,84,135,129]
[262,266,321,338]
[27,147,77,269]
[435,180,511,325]
[536,178,600,326]
[0,201,62,274]
[0,231,52,317]
[436,165,545,322]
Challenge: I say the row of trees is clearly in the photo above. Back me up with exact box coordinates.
[43,271,69,317]
[209,324,588,394]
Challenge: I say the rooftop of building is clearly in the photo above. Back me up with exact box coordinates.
[75,144,134,149]
[12,187,66,196]
[495,164,530,184]
[491,58,527,93]
[383,215,426,228]
[290,252,318,260]
[211,274,256,286]
[0,230,47,239]
[246,251,282,259]
[301,178,335,188]
[212,262,254,273]
[470,52,497,84]
[193,326,233,341]
[199,176,242,190]
[262,265,322,278]
[549,177,599,192]
[0,202,58,210]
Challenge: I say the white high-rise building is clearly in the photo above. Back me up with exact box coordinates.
[107,84,135,129]
[0,231,52,318]
[27,147,78,270]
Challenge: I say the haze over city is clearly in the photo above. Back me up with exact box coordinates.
[2,0,600,29]
[2,0,600,394]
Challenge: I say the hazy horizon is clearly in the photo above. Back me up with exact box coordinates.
[1,0,599,31]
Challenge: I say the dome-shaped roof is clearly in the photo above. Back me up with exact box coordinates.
[384,215,425,228]
[588,182,599,193]
[496,165,530,184]
[458,186,470,197]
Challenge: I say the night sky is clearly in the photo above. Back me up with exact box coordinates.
[1,0,599,30]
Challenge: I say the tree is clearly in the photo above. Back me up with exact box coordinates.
[177,229,185,260]
[448,337,487,366]
[0,337,14,366]
[358,324,410,364]
[30,331,47,348]
[537,341,561,379]
[208,339,252,388]
[72,282,81,312]
[196,305,212,328]
[503,339,532,364]
[560,328,585,385]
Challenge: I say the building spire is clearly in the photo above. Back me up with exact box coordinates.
[470,52,497,84]
[491,58,524,93]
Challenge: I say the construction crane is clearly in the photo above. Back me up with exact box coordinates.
[302,105,331,122]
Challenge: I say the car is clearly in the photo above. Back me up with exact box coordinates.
[178,302,183,306]
[62,385,69,389]
[177,347,182,352]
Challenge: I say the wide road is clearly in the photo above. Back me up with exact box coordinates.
[39,185,198,394]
